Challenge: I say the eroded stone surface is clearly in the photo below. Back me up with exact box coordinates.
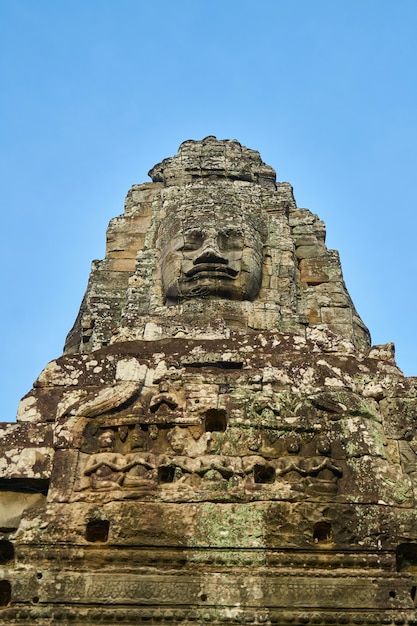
[0,138,416,624]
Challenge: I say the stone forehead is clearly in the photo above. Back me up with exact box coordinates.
[157,180,269,241]
[99,429,115,441]
[148,136,277,186]
[157,201,268,243]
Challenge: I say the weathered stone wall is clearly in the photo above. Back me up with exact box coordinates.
[0,138,416,625]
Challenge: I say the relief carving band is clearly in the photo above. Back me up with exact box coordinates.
[74,417,345,501]
[158,201,267,303]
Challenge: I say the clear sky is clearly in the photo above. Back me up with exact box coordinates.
[1,0,417,421]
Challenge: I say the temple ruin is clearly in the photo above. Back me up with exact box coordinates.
[1,136,417,625]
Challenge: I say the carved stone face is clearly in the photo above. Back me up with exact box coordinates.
[158,208,265,303]
[98,430,115,451]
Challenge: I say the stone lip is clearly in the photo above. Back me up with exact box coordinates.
[148,136,277,186]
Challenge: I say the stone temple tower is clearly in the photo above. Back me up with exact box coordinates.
[1,137,417,625]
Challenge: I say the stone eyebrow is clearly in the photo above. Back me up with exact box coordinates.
[219,227,243,235]
[183,227,204,236]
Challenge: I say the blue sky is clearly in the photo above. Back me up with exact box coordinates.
[1,0,417,421]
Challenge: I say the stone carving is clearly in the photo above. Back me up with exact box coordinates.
[2,138,417,624]
[63,137,371,354]
[399,432,417,500]
[122,425,157,489]
[83,430,125,490]
[72,413,344,502]
[157,208,266,303]
[71,358,146,418]
[303,437,343,496]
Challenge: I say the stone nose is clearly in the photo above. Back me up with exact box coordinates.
[193,242,229,265]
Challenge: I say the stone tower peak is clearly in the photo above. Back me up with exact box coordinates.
[148,136,277,186]
[64,138,370,355]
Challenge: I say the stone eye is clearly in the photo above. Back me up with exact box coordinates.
[218,229,243,250]
[182,230,204,251]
